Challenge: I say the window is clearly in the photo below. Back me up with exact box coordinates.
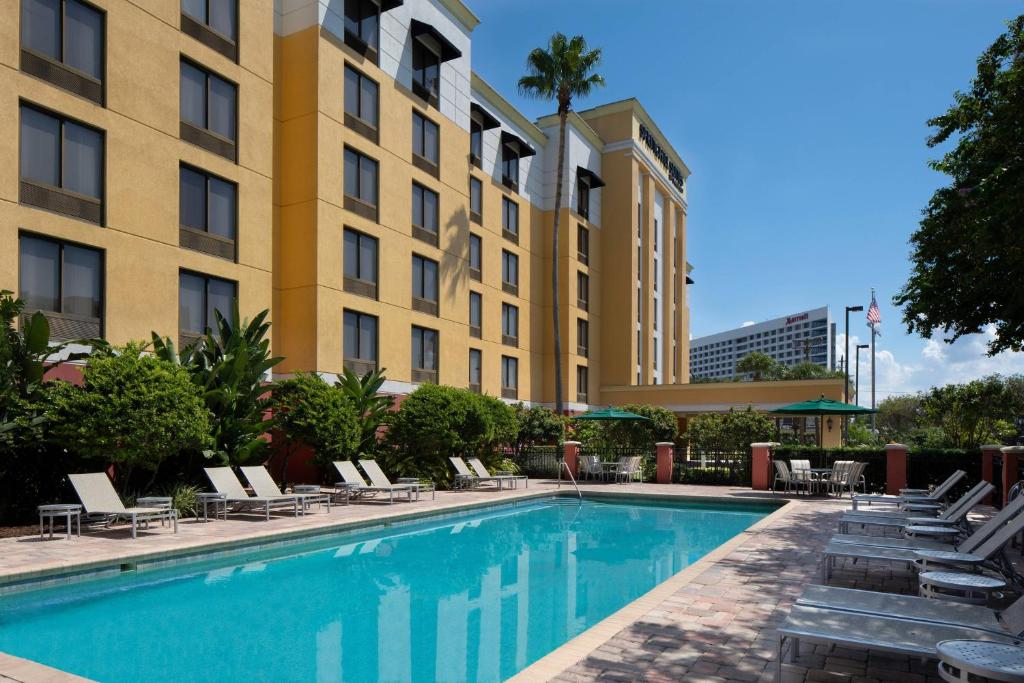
[179,270,235,346]
[19,104,104,224]
[469,233,482,281]
[19,233,103,339]
[411,182,439,245]
[343,0,380,60]
[501,356,518,399]
[181,0,236,60]
[411,325,438,382]
[576,365,588,403]
[179,164,236,260]
[468,348,482,392]
[501,143,519,189]
[469,177,482,224]
[21,0,104,103]
[343,227,378,298]
[180,59,237,160]
[411,254,438,315]
[577,271,589,311]
[577,318,589,357]
[344,65,378,141]
[343,146,378,220]
[469,291,482,338]
[577,175,590,218]
[502,197,518,242]
[343,310,378,374]
[469,118,482,166]
[412,39,440,104]
[501,250,518,296]
[577,224,589,265]
[411,111,439,174]
[501,303,518,346]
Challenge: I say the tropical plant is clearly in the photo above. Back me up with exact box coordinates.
[735,352,786,381]
[152,304,281,465]
[601,403,678,448]
[512,404,564,451]
[920,375,1021,449]
[335,367,394,457]
[785,361,845,381]
[156,482,203,519]
[270,373,361,486]
[47,343,212,492]
[518,33,604,414]
[685,407,774,453]
[894,16,1024,355]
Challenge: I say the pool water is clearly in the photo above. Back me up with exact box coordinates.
[0,496,772,682]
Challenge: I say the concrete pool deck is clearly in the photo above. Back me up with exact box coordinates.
[0,482,1015,682]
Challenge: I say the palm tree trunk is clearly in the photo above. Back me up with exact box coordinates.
[552,109,568,414]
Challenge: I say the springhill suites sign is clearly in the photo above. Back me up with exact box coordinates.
[638,124,685,192]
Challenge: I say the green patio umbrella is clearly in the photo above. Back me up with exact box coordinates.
[772,395,875,446]
[572,407,652,422]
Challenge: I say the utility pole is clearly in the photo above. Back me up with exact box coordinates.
[844,305,863,404]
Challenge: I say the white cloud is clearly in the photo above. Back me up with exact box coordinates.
[741,321,755,327]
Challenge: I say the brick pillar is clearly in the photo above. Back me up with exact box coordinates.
[563,441,581,479]
[656,442,675,484]
[885,443,908,495]
[980,444,1002,505]
[751,442,776,491]
[1000,446,1024,507]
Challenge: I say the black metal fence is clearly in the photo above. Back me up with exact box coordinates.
[907,450,982,503]
[505,446,561,478]
[674,448,752,485]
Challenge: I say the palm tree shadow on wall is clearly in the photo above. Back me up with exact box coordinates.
[443,205,469,303]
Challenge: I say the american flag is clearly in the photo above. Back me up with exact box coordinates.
[867,291,881,328]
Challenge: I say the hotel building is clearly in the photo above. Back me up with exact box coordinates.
[689,306,836,381]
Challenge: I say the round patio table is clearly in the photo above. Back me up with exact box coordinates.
[920,571,1006,605]
[905,524,962,540]
[937,640,1024,682]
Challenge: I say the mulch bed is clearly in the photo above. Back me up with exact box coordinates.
[0,525,38,539]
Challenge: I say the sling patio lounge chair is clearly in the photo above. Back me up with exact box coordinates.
[821,494,1024,582]
[240,466,331,513]
[69,472,178,539]
[838,481,993,534]
[333,460,413,504]
[204,467,300,521]
[468,458,528,489]
[449,457,482,489]
[850,470,965,510]
[360,459,422,501]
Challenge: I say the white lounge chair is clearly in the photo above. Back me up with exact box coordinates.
[333,460,413,504]
[360,460,420,500]
[240,466,331,513]
[468,458,528,489]
[851,470,965,510]
[204,467,300,521]
[68,472,178,539]
[449,457,481,489]
[838,481,993,534]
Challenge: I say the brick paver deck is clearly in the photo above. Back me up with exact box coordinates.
[0,483,1017,682]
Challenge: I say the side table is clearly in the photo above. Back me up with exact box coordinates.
[397,478,435,500]
[920,571,1006,605]
[197,492,228,521]
[38,504,82,540]
[937,640,1024,682]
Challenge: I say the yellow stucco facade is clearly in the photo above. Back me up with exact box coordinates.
[3,0,837,427]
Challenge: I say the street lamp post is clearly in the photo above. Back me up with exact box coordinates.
[855,344,869,405]
[844,305,864,404]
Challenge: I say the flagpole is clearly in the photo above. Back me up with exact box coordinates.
[870,288,877,431]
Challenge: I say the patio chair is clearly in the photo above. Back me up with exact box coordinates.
[851,469,965,510]
[204,467,301,521]
[468,458,528,489]
[821,494,1024,582]
[775,602,1020,680]
[613,456,642,483]
[240,466,330,513]
[796,584,1024,637]
[448,457,482,489]
[789,459,818,493]
[334,460,413,504]
[579,455,601,481]
[68,472,178,539]
[838,481,993,534]
[772,460,798,494]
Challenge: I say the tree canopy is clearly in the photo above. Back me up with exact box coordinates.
[894,16,1024,355]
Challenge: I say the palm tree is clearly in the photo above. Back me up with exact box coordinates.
[518,33,604,414]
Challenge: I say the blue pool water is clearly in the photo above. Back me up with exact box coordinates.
[0,496,772,682]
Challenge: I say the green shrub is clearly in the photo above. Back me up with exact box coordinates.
[685,407,774,452]
[334,367,394,457]
[513,405,564,449]
[270,373,360,485]
[569,403,677,449]
[157,483,202,518]
[48,343,212,492]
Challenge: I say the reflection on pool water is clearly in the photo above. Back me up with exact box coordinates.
[0,496,773,682]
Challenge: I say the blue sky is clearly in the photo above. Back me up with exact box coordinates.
[469,0,1023,403]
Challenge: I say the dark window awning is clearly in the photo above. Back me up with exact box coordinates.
[410,19,462,62]
[380,0,403,10]
[470,103,500,130]
[576,166,605,189]
[500,130,536,158]
[686,275,695,285]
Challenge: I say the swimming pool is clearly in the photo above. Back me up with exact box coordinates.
[0,495,774,682]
